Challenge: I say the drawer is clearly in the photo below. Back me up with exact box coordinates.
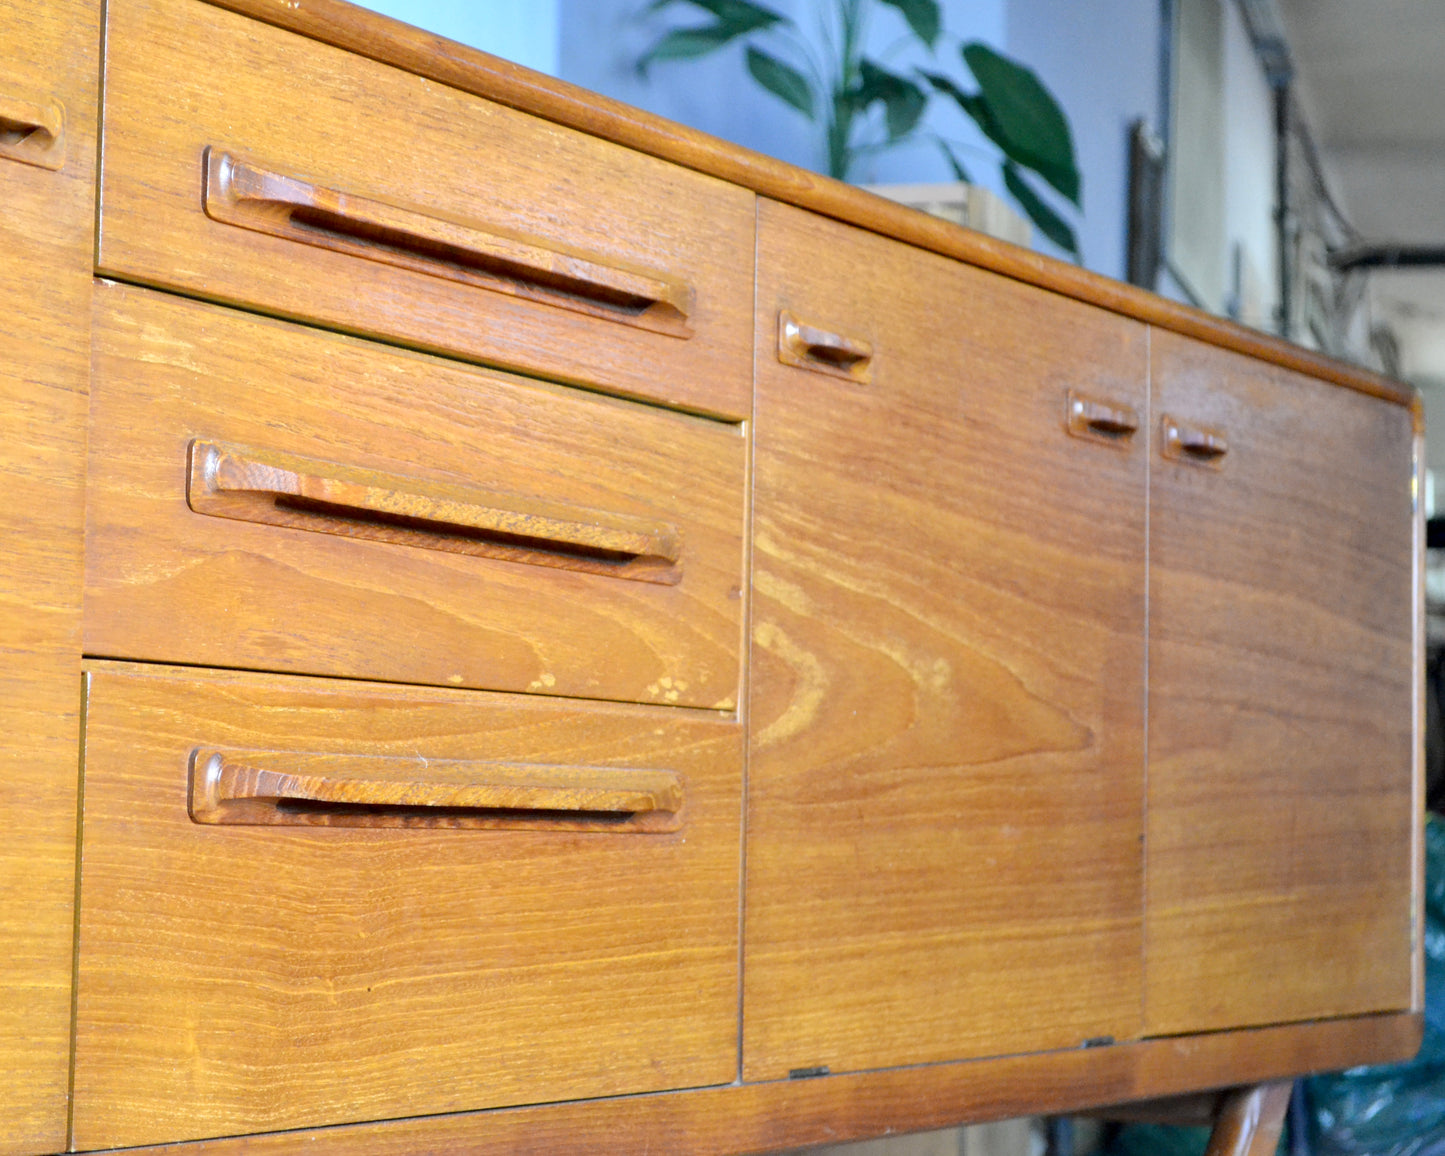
[72,662,743,1149]
[85,282,745,709]
[97,0,754,420]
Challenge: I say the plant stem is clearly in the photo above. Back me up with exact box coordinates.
[826,0,866,180]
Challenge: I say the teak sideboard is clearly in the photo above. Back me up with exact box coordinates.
[0,0,1424,1152]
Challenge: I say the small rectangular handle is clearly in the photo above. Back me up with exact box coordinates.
[1066,390,1140,444]
[188,439,682,585]
[0,91,65,171]
[778,310,874,383]
[202,148,694,337]
[190,748,684,832]
[1161,415,1229,467]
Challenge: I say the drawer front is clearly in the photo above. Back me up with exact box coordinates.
[97,0,754,420]
[72,662,743,1149]
[85,283,745,709]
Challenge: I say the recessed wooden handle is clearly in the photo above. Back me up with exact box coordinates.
[778,310,874,383]
[0,91,65,171]
[202,148,694,337]
[187,439,682,585]
[1066,390,1140,443]
[1161,416,1229,466]
[190,748,684,832]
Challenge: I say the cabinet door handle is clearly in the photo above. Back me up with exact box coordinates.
[1161,416,1229,466]
[190,748,684,831]
[1066,390,1140,442]
[0,92,65,170]
[778,310,874,383]
[188,439,682,584]
[202,148,694,337]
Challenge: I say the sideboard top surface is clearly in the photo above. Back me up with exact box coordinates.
[200,0,1417,420]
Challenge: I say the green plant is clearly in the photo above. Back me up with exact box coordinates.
[636,0,1082,256]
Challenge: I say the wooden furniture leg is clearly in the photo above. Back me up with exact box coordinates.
[1081,1078,1295,1155]
[1204,1081,1294,1156]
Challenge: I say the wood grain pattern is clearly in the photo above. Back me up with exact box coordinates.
[71,661,743,1149]
[1066,391,1142,444]
[0,1,98,1150]
[187,439,684,585]
[0,1,1417,1147]
[71,1014,1421,1156]
[0,87,66,170]
[196,0,1415,416]
[201,149,696,338]
[776,310,874,384]
[188,747,686,830]
[1145,329,1416,1035]
[98,0,755,420]
[85,282,745,709]
[744,200,1149,1079]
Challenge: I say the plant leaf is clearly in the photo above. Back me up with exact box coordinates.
[920,70,968,104]
[923,70,1019,157]
[936,140,973,184]
[855,58,927,141]
[962,43,1080,206]
[647,0,788,31]
[746,46,816,118]
[637,24,744,75]
[1002,160,1078,257]
[637,0,789,76]
[876,0,941,48]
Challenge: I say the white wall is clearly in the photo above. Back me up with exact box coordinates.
[1220,0,1278,328]
[1161,0,1278,321]
[1003,0,1163,274]
[355,0,560,75]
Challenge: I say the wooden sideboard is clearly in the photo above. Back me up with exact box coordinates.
[0,0,1422,1152]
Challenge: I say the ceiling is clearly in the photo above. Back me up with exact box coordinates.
[1277,0,1445,385]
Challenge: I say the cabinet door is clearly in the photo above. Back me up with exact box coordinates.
[744,200,1149,1079]
[0,0,99,1148]
[1145,330,1416,1035]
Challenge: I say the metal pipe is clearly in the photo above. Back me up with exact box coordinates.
[1275,81,1292,340]
[1331,245,1445,271]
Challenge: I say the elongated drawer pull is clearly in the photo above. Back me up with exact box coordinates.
[0,91,65,171]
[1161,416,1229,466]
[190,748,684,832]
[1066,390,1140,443]
[778,310,874,383]
[188,439,682,585]
[202,148,694,337]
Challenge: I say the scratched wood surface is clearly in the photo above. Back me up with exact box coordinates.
[69,1014,1422,1156]
[71,661,743,1150]
[97,0,755,420]
[0,0,98,1150]
[85,283,745,709]
[1145,330,1416,1035]
[743,199,1149,1079]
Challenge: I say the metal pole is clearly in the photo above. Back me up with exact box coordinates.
[1275,80,1292,341]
